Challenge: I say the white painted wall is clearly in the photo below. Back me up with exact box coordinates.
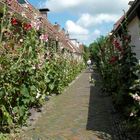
[128,16,140,60]
[71,40,79,48]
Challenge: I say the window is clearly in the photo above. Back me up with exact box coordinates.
[17,0,27,4]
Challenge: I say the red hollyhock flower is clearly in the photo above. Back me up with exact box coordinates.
[11,18,18,25]
[23,23,32,31]
[113,40,123,52]
[123,35,131,42]
[109,56,118,64]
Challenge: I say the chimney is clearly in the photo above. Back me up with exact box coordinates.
[39,8,50,18]
[61,28,65,35]
[65,31,69,40]
[54,22,60,31]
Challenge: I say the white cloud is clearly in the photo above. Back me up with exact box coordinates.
[77,13,119,27]
[41,0,130,15]
[40,0,85,12]
[65,20,89,42]
[38,0,130,44]
[64,12,120,44]
[66,20,89,35]
[65,21,101,43]
[76,13,93,27]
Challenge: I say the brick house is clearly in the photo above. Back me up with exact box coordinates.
[0,0,83,61]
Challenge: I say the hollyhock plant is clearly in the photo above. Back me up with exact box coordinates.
[113,39,123,52]
[130,112,134,117]
[0,1,85,136]
[90,18,140,131]
[36,90,41,99]
[11,18,18,25]
[39,34,48,42]
[23,23,32,31]
[122,34,131,43]
[130,93,140,102]
[31,20,41,31]
[21,11,27,18]
[109,56,118,64]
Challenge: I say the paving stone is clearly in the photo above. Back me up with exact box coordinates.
[18,70,129,140]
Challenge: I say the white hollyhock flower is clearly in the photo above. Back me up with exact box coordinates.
[130,112,134,117]
[131,93,140,102]
[19,39,23,42]
[36,90,41,99]
[32,66,36,70]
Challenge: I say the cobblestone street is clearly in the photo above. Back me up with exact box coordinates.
[19,70,120,140]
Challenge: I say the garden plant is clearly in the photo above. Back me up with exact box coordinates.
[0,5,84,138]
[90,20,140,132]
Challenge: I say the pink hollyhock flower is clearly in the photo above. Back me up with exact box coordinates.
[131,93,140,102]
[31,20,41,31]
[39,34,48,42]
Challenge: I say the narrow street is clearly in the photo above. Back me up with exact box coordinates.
[1,1,140,140]
[20,70,115,140]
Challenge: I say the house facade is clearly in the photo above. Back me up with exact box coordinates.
[113,0,140,60]
[0,0,84,61]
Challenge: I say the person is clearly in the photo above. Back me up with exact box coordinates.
[87,59,92,70]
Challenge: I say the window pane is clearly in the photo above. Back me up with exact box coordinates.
[17,0,26,4]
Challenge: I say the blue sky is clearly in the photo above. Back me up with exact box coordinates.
[28,0,130,45]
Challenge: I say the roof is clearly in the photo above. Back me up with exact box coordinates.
[113,15,125,31]
[0,0,82,54]
[113,0,140,33]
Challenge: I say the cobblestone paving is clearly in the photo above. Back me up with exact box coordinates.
[19,70,115,140]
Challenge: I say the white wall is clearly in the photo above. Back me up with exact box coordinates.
[71,40,79,48]
[128,16,140,59]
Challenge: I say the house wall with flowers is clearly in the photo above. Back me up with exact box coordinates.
[113,0,140,61]
[0,0,85,135]
[1,0,83,59]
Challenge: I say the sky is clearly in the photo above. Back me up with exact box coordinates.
[28,0,130,45]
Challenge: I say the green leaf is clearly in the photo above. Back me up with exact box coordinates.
[0,91,5,98]
[19,106,26,117]
[13,106,18,114]
[45,75,51,83]
[49,83,55,91]
[30,85,36,92]
[1,105,13,125]
[30,96,35,103]
[20,84,30,97]
[22,98,30,104]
